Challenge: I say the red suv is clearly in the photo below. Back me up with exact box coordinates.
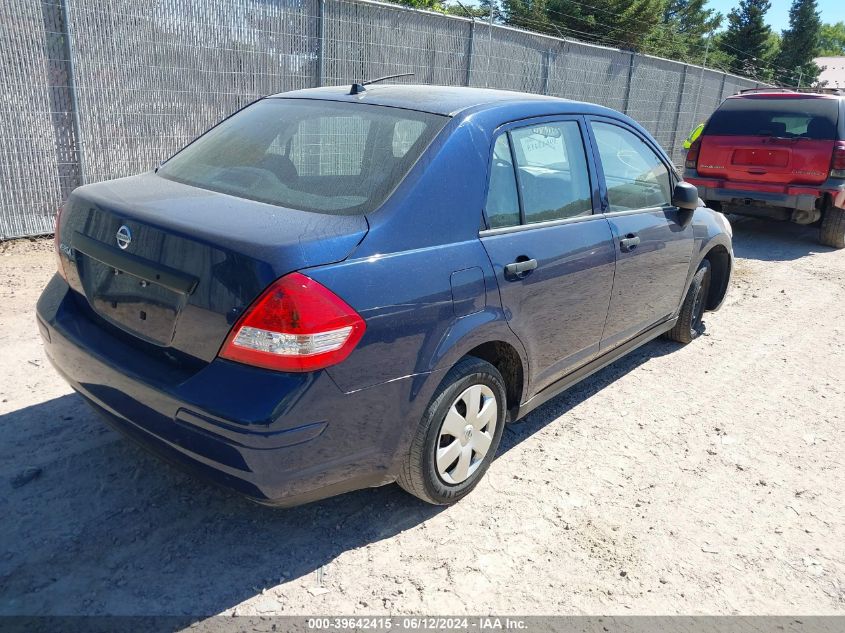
[684,90,845,248]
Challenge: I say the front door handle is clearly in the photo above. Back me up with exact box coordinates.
[504,258,538,277]
[620,234,640,252]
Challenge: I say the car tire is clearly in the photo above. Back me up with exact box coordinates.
[819,205,845,249]
[397,357,507,505]
[664,259,711,344]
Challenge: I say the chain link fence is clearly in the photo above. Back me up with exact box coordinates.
[0,0,765,239]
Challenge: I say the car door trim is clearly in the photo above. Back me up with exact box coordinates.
[515,315,677,420]
[479,210,601,237]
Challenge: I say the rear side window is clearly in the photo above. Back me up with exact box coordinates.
[159,100,448,215]
[706,97,839,139]
[591,122,671,212]
[511,122,593,223]
[485,135,520,229]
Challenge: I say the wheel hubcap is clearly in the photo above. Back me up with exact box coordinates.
[435,384,497,485]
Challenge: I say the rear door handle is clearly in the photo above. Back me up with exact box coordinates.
[619,234,640,252]
[504,258,538,277]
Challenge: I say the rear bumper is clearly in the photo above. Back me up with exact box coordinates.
[685,170,845,211]
[36,275,427,506]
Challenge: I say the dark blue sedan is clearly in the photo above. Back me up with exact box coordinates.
[37,85,733,507]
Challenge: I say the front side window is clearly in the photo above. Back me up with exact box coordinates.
[158,99,448,215]
[511,121,593,223]
[591,122,671,212]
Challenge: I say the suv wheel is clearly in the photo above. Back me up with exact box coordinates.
[820,205,845,249]
[665,259,711,344]
[397,357,506,505]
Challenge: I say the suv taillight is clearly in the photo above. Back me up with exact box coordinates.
[831,141,845,179]
[685,139,701,170]
[54,205,66,280]
[218,272,366,372]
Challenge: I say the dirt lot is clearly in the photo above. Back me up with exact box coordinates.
[1,218,843,617]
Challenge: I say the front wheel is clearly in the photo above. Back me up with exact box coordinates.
[397,357,506,505]
[819,206,845,249]
[665,259,711,344]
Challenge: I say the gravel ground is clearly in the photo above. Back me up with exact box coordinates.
[0,217,843,617]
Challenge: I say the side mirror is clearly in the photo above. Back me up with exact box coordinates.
[672,181,699,210]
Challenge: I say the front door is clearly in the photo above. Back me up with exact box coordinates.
[587,118,695,351]
[479,117,617,395]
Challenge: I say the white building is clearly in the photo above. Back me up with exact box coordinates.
[816,56,845,88]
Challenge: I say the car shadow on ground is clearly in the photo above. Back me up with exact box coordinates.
[729,215,836,261]
[0,337,679,616]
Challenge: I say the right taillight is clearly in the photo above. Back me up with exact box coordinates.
[831,141,845,179]
[54,205,67,280]
[685,138,701,170]
[218,272,366,372]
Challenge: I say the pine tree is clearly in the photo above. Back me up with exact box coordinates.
[500,0,550,33]
[718,0,776,80]
[664,0,722,50]
[776,0,822,87]
[648,0,722,61]
[506,0,663,51]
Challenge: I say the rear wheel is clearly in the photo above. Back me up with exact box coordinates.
[397,357,506,505]
[819,205,845,249]
[665,259,711,344]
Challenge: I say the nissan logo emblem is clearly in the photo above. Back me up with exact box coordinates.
[116,225,132,250]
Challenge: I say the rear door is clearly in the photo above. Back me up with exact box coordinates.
[587,118,694,351]
[479,116,617,395]
[697,96,840,186]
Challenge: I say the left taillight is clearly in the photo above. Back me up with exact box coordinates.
[685,138,701,170]
[218,272,366,372]
[54,205,67,280]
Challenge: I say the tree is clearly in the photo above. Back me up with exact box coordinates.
[663,0,722,46]
[390,0,446,10]
[501,0,663,51]
[818,22,845,56]
[500,0,550,33]
[776,0,822,86]
[718,0,777,81]
[645,0,722,61]
[444,0,502,20]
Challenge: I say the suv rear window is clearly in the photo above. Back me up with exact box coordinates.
[159,99,448,215]
[705,97,840,140]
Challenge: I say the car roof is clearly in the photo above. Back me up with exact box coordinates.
[726,91,844,100]
[270,84,588,117]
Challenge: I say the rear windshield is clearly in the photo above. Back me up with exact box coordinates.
[158,99,448,215]
[706,97,840,139]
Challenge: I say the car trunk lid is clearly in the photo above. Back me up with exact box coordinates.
[58,173,368,367]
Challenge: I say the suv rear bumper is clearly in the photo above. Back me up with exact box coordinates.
[36,275,424,506]
[685,170,845,212]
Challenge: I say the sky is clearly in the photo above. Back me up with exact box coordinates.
[706,0,843,33]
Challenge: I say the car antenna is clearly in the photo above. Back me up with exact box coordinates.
[349,73,414,95]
